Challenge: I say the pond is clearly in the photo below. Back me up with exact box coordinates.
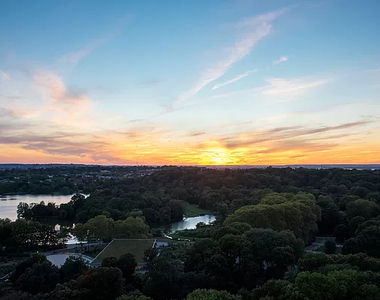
[166,214,216,233]
[0,194,74,221]
[0,194,216,242]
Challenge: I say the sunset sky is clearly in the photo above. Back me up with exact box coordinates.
[0,0,379,165]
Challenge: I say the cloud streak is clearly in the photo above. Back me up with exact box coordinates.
[212,70,257,90]
[260,77,330,100]
[220,119,372,149]
[58,14,132,71]
[273,56,288,65]
[170,9,286,109]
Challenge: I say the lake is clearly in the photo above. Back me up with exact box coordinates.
[0,194,74,221]
[0,194,216,240]
[166,214,216,233]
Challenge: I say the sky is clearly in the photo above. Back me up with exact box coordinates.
[0,0,379,165]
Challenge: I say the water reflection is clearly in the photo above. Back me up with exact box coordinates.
[166,215,216,233]
[0,194,74,221]
[55,224,79,244]
[0,194,216,242]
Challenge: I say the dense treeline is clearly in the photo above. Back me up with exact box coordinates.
[225,193,320,243]
[0,218,68,252]
[13,166,380,229]
[2,166,380,300]
[4,222,380,300]
[0,166,156,195]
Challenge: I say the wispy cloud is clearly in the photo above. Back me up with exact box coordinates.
[255,139,338,154]
[212,69,257,90]
[260,77,330,100]
[273,56,288,65]
[0,131,110,159]
[138,79,161,87]
[169,8,287,110]
[0,70,10,81]
[0,108,17,119]
[58,14,132,71]
[220,119,372,149]
[0,108,35,132]
[187,132,206,137]
[59,39,108,69]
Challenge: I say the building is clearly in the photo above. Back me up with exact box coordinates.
[91,238,169,272]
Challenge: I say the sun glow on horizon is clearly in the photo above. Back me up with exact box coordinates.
[0,2,379,165]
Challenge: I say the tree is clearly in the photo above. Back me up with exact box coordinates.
[342,238,360,255]
[168,200,185,221]
[185,238,221,273]
[271,247,296,277]
[317,197,340,234]
[252,279,289,300]
[143,254,187,300]
[217,203,229,221]
[101,253,136,282]
[102,256,118,267]
[15,261,60,295]
[225,195,320,243]
[59,256,89,282]
[324,238,336,254]
[10,219,42,247]
[355,219,380,236]
[114,253,137,282]
[17,202,31,219]
[72,223,87,241]
[76,267,124,300]
[354,284,380,300]
[187,289,242,300]
[333,224,350,242]
[356,225,380,257]
[117,295,152,300]
[114,217,149,238]
[228,222,252,233]
[71,193,86,211]
[298,253,334,272]
[82,215,115,241]
[346,200,380,220]
[295,272,345,300]
[10,254,48,283]
[348,216,365,237]
[244,229,304,262]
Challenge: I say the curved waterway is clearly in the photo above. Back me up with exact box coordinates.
[0,194,216,242]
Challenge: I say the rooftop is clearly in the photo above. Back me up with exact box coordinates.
[92,239,156,264]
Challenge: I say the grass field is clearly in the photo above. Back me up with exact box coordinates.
[92,239,155,264]
[184,203,211,217]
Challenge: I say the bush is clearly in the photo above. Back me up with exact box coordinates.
[324,238,337,254]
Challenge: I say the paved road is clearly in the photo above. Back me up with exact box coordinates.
[41,242,107,256]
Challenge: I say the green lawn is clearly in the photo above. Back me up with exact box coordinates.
[184,203,211,217]
[92,239,156,264]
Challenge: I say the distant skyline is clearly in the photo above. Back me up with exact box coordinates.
[0,0,379,165]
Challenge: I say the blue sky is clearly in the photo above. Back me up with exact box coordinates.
[0,0,379,165]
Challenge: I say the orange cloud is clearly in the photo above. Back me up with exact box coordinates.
[33,71,92,115]
[1,132,379,165]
